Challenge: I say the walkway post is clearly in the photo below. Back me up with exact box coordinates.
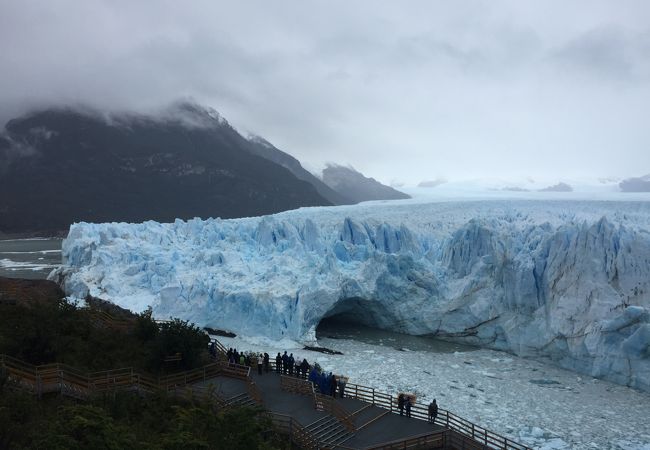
[372,388,375,405]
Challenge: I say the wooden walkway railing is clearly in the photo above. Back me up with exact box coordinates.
[280,374,315,395]
[85,308,133,332]
[315,393,356,433]
[338,379,529,450]
[0,354,251,400]
[362,429,448,450]
[268,412,319,450]
[214,341,530,450]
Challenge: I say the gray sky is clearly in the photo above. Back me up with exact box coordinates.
[1,1,649,184]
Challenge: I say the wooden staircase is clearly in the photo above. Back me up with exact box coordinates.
[225,392,258,409]
[305,415,355,449]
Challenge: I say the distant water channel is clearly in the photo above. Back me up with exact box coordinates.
[316,317,477,353]
[0,238,62,279]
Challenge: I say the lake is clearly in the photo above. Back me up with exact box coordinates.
[0,238,63,279]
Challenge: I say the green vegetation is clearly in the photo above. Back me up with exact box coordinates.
[0,297,288,449]
[0,299,209,373]
[0,388,286,449]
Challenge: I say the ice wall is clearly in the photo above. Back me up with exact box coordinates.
[53,200,650,391]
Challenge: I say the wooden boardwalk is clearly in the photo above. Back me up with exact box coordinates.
[0,331,532,450]
[196,370,447,449]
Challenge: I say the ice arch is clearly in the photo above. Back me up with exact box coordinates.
[54,203,650,391]
[316,297,403,332]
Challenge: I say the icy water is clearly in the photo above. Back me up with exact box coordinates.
[215,321,650,450]
[0,238,62,279]
[317,318,476,353]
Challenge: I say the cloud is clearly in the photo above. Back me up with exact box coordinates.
[0,0,649,183]
[550,26,650,81]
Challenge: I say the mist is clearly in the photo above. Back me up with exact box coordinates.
[1,0,649,184]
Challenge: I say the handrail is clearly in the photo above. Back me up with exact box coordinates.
[1,354,249,401]
[267,412,319,450]
[341,380,530,450]
[314,393,356,433]
[246,379,263,405]
[362,429,448,450]
[175,337,529,450]
[84,308,133,331]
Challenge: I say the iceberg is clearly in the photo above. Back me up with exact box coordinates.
[52,199,650,391]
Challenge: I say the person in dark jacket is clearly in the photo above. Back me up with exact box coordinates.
[300,358,310,379]
[398,394,405,416]
[330,375,338,397]
[338,377,347,398]
[322,373,330,396]
[428,399,438,424]
[275,353,282,373]
[308,366,319,386]
[405,396,412,418]
[288,353,295,376]
[263,352,270,372]
[281,351,289,374]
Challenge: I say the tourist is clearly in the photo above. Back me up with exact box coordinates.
[405,396,412,418]
[209,341,216,357]
[300,358,310,379]
[233,349,239,364]
[226,347,233,361]
[324,372,333,395]
[275,352,282,373]
[428,399,438,424]
[330,375,338,397]
[239,353,245,366]
[257,353,263,375]
[308,365,319,386]
[282,351,289,374]
[338,377,347,398]
[263,352,270,372]
[398,394,405,416]
[288,353,295,376]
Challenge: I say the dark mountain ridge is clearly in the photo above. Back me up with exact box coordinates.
[0,103,331,235]
[245,135,353,205]
[619,174,650,192]
[322,164,410,203]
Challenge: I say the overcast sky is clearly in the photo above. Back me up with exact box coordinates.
[1,1,649,185]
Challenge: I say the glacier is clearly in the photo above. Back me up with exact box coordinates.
[52,199,650,391]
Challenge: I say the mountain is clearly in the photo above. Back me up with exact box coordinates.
[539,182,573,192]
[620,174,650,192]
[0,102,331,235]
[245,135,352,205]
[417,178,447,188]
[321,165,410,203]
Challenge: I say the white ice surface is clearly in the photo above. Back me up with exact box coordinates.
[215,333,650,450]
[53,198,650,391]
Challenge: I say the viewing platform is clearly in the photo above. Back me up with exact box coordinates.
[0,331,532,450]
[203,338,531,449]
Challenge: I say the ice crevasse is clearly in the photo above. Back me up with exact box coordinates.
[52,200,650,391]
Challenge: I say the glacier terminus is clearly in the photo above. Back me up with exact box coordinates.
[52,199,650,392]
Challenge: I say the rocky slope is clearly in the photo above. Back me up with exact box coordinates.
[322,164,410,203]
[0,102,331,235]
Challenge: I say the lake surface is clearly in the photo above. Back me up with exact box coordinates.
[0,238,63,279]
[317,317,476,353]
